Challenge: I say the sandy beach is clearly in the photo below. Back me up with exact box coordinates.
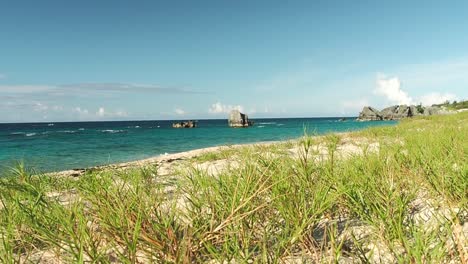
[51,131,366,178]
[51,141,282,177]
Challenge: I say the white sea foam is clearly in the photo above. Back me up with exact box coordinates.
[101,129,126,134]
[78,128,85,131]
[258,122,276,125]
[26,133,37,137]
[277,124,285,126]
[47,123,54,126]
[10,132,26,135]
[57,130,77,134]
[257,126,265,128]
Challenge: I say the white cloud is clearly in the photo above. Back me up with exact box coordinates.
[417,92,457,106]
[0,85,54,93]
[73,107,89,115]
[174,108,186,115]
[97,107,105,117]
[0,83,203,96]
[374,74,413,105]
[374,74,460,107]
[114,110,128,117]
[208,102,244,114]
[73,106,127,119]
[95,107,127,118]
[33,102,64,112]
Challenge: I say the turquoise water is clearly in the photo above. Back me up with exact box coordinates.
[0,118,396,172]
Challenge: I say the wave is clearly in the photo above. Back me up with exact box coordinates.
[10,132,39,137]
[258,122,276,125]
[47,123,54,126]
[57,130,77,134]
[277,124,285,126]
[101,129,127,134]
[10,132,26,135]
[78,128,85,131]
[257,126,265,128]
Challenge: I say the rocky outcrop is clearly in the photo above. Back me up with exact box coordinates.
[357,104,451,121]
[228,110,253,127]
[357,107,382,121]
[380,105,416,120]
[172,120,197,128]
[423,106,449,116]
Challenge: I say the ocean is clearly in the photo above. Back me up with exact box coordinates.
[0,118,396,173]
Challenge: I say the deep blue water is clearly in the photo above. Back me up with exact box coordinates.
[0,118,396,172]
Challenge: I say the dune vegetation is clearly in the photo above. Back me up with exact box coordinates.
[435,99,468,111]
[0,112,467,263]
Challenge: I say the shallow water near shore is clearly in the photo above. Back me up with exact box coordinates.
[0,118,396,172]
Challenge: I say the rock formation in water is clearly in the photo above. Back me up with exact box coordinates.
[228,110,254,127]
[172,120,197,128]
[358,107,383,121]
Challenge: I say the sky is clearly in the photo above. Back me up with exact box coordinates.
[1,0,468,122]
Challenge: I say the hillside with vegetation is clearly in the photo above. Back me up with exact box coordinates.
[0,112,466,263]
[434,100,468,111]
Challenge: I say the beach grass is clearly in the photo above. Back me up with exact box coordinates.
[0,112,467,263]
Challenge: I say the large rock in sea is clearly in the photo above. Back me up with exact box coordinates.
[357,107,382,121]
[228,110,253,127]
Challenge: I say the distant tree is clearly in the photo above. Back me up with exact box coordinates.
[453,100,457,105]
[444,100,450,105]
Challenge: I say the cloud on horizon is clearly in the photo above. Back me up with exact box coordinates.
[72,106,128,120]
[208,102,244,114]
[58,83,206,95]
[174,108,186,115]
[374,74,458,106]
[418,92,457,106]
[0,83,205,96]
[374,74,413,105]
[0,82,199,122]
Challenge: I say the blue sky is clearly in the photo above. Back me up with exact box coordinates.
[1,0,468,122]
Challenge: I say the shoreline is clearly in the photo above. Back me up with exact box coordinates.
[50,130,357,178]
[50,140,284,177]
